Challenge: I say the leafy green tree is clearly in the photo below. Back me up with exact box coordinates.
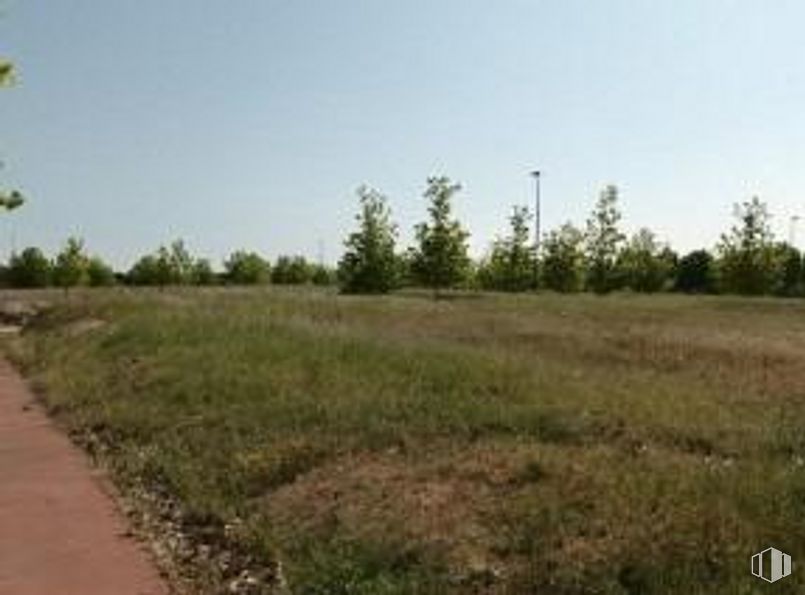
[716,197,777,295]
[87,256,116,287]
[53,237,89,290]
[585,185,625,294]
[478,206,534,292]
[224,251,269,285]
[9,247,51,288]
[166,239,195,284]
[772,243,802,297]
[192,258,217,286]
[541,223,586,293]
[674,250,716,293]
[410,176,471,293]
[312,264,336,286]
[127,254,160,286]
[617,228,673,293]
[272,255,312,284]
[126,240,197,287]
[338,186,399,294]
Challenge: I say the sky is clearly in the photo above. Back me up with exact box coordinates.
[3,0,805,269]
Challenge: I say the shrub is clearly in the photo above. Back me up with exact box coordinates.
[87,256,116,287]
[541,223,585,293]
[272,255,312,285]
[9,247,51,288]
[224,251,269,285]
[52,237,89,290]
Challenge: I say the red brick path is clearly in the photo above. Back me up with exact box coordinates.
[0,360,168,595]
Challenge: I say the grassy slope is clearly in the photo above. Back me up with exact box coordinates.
[11,287,805,593]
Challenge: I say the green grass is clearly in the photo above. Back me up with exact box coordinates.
[10,287,805,593]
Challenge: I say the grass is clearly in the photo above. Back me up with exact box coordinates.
[9,286,805,593]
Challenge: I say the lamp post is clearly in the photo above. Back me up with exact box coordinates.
[530,170,541,287]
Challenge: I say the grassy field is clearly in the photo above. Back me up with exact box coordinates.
[8,287,805,593]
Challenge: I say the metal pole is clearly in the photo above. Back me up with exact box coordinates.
[531,170,541,287]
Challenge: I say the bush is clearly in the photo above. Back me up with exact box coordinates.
[127,240,201,287]
[617,229,674,293]
[312,265,337,286]
[192,258,217,286]
[674,250,716,294]
[53,237,89,290]
[224,251,269,285]
[541,223,585,293]
[272,255,312,285]
[9,247,51,288]
[87,256,116,287]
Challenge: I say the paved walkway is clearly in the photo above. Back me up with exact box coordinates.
[0,360,168,595]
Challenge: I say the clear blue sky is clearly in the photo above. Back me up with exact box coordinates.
[3,0,805,268]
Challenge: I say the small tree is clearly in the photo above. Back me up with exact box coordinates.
[617,228,673,293]
[312,265,336,286]
[410,176,471,293]
[338,186,399,294]
[717,197,777,295]
[128,254,160,286]
[224,251,269,285]
[167,239,195,284]
[585,185,625,294]
[53,237,89,290]
[272,255,312,284]
[9,247,51,288]
[674,249,716,293]
[773,243,802,297]
[541,223,586,293]
[478,206,534,292]
[192,258,217,286]
[87,256,116,287]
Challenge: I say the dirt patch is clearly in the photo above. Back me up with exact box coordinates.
[262,444,544,582]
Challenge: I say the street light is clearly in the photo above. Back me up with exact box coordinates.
[530,170,541,286]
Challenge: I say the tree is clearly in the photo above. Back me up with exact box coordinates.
[312,264,336,286]
[674,249,716,294]
[166,239,195,284]
[192,258,217,286]
[410,176,471,293]
[585,185,625,294]
[128,255,160,286]
[9,247,51,288]
[87,256,116,287]
[717,197,777,295]
[53,237,89,290]
[477,206,534,292]
[617,228,673,293]
[773,243,802,297]
[541,223,586,293]
[224,251,269,285]
[272,255,312,285]
[338,186,399,294]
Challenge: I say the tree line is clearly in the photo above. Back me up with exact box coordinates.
[338,177,805,297]
[3,176,804,297]
[2,239,336,289]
